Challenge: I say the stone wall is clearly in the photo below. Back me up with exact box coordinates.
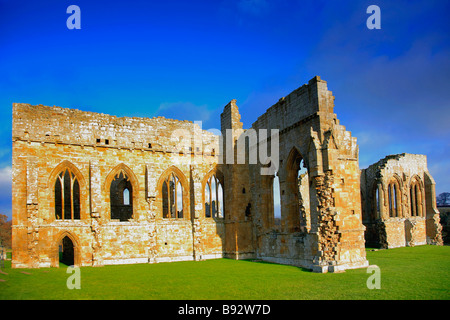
[226,76,369,272]
[12,104,224,268]
[12,75,440,273]
[361,153,443,248]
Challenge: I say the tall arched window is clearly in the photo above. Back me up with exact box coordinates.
[410,177,423,217]
[204,174,224,218]
[110,170,133,221]
[272,173,281,227]
[285,147,309,232]
[55,169,80,220]
[162,173,183,219]
[387,177,401,218]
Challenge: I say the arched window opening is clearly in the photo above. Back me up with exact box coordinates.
[211,178,217,217]
[218,183,224,218]
[370,182,381,221]
[388,178,400,218]
[205,182,211,218]
[394,184,398,214]
[388,185,393,216]
[162,180,169,218]
[162,173,183,219]
[176,181,183,218]
[410,178,423,217]
[286,148,310,232]
[416,185,422,216]
[55,168,80,220]
[204,174,224,218]
[273,173,281,228]
[110,170,133,221]
[410,186,415,216]
[297,159,310,231]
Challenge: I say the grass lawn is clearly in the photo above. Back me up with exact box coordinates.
[0,245,449,300]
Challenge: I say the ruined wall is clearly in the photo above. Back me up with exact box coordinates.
[361,153,443,248]
[220,100,254,259]
[13,76,439,273]
[12,104,224,268]
[230,76,368,272]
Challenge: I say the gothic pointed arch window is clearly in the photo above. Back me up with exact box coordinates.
[410,176,423,217]
[387,176,402,218]
[110,170,133,221]
[54,168,80,220]
[373,182,381,220]
[272,172,281,227]
[285,147,310,232]
[204,174,224,218]
[162,172,184,219]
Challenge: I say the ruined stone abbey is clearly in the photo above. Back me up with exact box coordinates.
[11,76,443,272]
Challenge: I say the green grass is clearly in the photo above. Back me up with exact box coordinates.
[0,245,449,300]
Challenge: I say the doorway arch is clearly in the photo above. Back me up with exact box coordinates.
[60,236,74,266]
[53,231,80,267]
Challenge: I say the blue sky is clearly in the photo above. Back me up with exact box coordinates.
[1,0,449,220]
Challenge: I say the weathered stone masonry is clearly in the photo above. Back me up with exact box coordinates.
[360,153,443,248]
[11,76,442,272]
[12,105,223,268]
[245,76,368,272]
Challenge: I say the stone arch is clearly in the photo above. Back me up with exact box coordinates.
[285,146,309,173]
[52,230,81,267]
[409,174,424,217]
[104,163,140,221]
[48,160,87,221]
[386,174,403,218]
[156,166,190,219]
[370,180,381,221]
[202,167,225,219]
[282,146,310,232]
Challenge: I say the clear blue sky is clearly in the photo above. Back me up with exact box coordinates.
[1,0,449,220]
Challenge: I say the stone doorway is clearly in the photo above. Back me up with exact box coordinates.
[59,236,75,266]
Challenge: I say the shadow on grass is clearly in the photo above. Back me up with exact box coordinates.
[240,258,312,273]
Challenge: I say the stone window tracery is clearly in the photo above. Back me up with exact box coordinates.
[204,174,224,218]
[162,173,183,219]
[110,170,133,221]
[387,177,401,218]
[410,177,423,217]
[54,168,80,220]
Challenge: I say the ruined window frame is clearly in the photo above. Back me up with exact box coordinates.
[104,163,139,222]
[284,147,309,233]
[162,172,184,219]
[272,172,281,228]
[204,174,224,219]
[109,169,134,221]
[387,176,402,218]
[54,168,81,221]
[371,181,382,221]
[409,176,423,217]
[202,168,224,220]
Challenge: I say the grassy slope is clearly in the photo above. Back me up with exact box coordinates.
[0,245,449,300]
